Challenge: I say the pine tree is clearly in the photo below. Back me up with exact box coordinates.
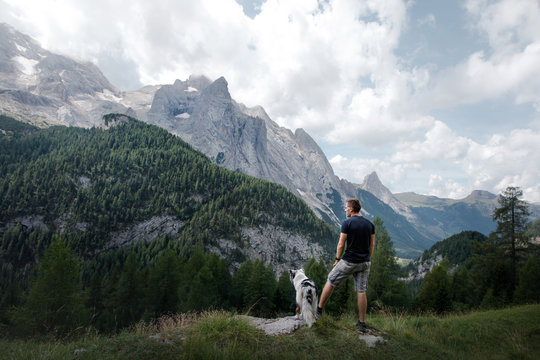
[187,264,218,311]
[274,270,295,315]
[367,217,408,310]
[13,237,87,336]
[450,267,475,310]
[304,258,328,293]
[113,252,145,328]
[514,256,540,304]
[146,250,181,317]
[415,262,452,314]
[243,260,276,317]
[206,253,232,309]
[86,272,104,327]
[231,260,254,310]
[492,186,530,293]
[98,265,121,332]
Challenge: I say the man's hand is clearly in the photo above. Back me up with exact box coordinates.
[333,259,340,267]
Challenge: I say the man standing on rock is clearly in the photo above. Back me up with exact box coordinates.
[316,198,375,333]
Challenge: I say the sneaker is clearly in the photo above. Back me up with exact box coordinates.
[356,320,368,333]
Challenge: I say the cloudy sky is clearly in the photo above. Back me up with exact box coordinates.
[1,0,540,203]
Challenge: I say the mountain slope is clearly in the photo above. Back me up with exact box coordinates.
[355,188,433,257]
[141,75,437,257]
[1,23,351,230]
[361,171,418,223]
[394,191,499,240]
[145,75,349,226]
[0,116,336,288]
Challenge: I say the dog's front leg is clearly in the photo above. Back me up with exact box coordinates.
[295,305,300,319]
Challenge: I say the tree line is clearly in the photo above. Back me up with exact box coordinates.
[0,217,399,337]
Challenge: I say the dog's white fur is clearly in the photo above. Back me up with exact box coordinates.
[289,269,318,327]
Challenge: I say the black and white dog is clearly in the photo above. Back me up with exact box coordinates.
[289,269,318,327]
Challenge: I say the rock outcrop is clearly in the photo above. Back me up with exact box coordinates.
[241,315,388,348]
[361,171,417,223]
[146,75,350,226]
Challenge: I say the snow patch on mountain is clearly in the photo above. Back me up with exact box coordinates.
[13,56,38,75]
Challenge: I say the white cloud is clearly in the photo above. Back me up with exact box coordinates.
[465,0,540,53]
[428,174,466,199]
[1,0,540,202]
[420,44,540,109]
[421,0,540,109]
[1,0,414,137]
[392,121,471,163]
[417,13,435,28]
[464,128,540,200]
[331,121,540,202]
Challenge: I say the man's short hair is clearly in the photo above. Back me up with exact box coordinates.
[346,199,361,213]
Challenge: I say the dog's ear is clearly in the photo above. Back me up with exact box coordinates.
[288,269,296,278]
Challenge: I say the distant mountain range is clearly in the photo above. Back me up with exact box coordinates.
[1,23,538,258]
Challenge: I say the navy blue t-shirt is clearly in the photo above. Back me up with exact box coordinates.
[340,215,375,263]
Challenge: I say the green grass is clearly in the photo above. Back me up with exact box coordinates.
[1,305,539,359]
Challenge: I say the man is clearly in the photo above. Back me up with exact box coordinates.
[316,198,375,333]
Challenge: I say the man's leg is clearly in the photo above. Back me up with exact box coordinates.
[357,291,367,322]
[319,260,350,317]
[353,262,370,324]
[318,281,334,309]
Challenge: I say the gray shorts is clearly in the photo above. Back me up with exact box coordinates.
[327,260,371,293]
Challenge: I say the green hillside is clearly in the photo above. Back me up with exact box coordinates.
[0,114,39,138]
[0,115,336,309]
[414,230,488,267]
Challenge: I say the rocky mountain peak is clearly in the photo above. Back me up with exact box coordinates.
[200,76,231,103]
[361,172,388,198]
[187,74,212,91]
[294,128,336,176]
[1,23,42,55]
[361,171,418,223]
[1,23,128,127]
[465,190,497,201]
[295,128,318,148]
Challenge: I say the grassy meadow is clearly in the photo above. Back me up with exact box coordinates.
[1,304,539,360]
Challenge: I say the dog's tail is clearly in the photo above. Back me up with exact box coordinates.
[301,282,318,327]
